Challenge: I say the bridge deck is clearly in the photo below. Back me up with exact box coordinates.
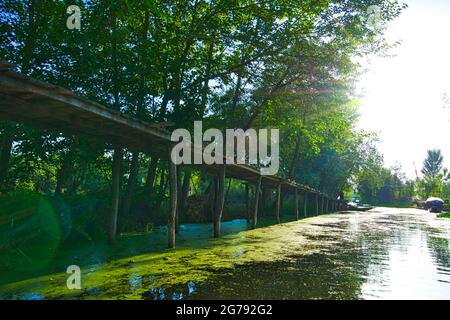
[0,62,340,246]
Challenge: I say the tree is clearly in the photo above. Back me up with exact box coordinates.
[0,0,407,239]
[422,149,444,179]
[419,149,446,197]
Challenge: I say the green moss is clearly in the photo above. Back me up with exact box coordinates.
[0,213,330,299]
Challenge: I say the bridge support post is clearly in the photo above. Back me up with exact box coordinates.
[109,146,123,243]
[245,183,250,223]
[321,196,325,215]
[252,175,262,228]
[304,192,308,217]
[276,183,281,223]
[260,188,266,217]
[316,194,319,215]
[168,155,178,248]
[295,188,299,220]
[214,165,226,238]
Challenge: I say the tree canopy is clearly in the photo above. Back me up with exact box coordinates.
[0,0,407,239]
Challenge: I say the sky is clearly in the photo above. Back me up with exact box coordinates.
[357,0,450,179]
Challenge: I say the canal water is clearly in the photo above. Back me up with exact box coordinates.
[1,208,449,299]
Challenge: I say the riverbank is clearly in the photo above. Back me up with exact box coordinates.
[438,212,450,219]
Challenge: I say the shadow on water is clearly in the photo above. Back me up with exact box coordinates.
[1,208,450,300]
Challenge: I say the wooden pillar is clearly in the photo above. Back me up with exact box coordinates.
[303,192,308,217]
[326,198,329,213]
[245,183,250,223]
[214,166,226,238]
[259,188,264,216]
[252,176,262,228]
[295,188,299,220]
[109,146,123,243]
[261,187,267,217]
[176,169,182,234]
[168,155,178,248]
[276,183,281,224]
[320,196,325,215]
[315,194,319,215]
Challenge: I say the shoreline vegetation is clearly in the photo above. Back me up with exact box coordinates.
[437,212,450,219]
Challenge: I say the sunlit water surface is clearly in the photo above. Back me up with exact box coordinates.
[1,208,449,300]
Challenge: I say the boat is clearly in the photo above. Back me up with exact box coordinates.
[424,197,444,213]
[347,201,374,211]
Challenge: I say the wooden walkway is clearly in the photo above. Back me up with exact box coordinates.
[0,61,341,248]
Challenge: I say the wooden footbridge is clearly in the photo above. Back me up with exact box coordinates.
[0,62,341,248]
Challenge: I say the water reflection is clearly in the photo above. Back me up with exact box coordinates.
[1,208,450,300]
[187,209,450,300]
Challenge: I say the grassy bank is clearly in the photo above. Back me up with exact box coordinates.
[372,202,415,208]
[437,212,450,219]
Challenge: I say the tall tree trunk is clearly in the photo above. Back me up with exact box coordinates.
[168,158,177,248]
[54,139,79,195]
[1,0,37,185]
[204,178,216,221]
[108,12,123,242]
[0,131,13,185]
[178,169,191,218]
[175,168,182,233]
[153,168,167,215]
[121,10,150,220]
[121,152,139,219]
[228,75,241,127]
[199,33,215,117]
[213,166,226,238]
[252,176,262,228]
[109,147,123,242]
[144,157,158,196]
[289,135,302,179]
[275,184,281,224]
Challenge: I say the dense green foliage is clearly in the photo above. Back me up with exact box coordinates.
[437,212,450,219]
[0,0,406,257]
[355,149,450,205]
